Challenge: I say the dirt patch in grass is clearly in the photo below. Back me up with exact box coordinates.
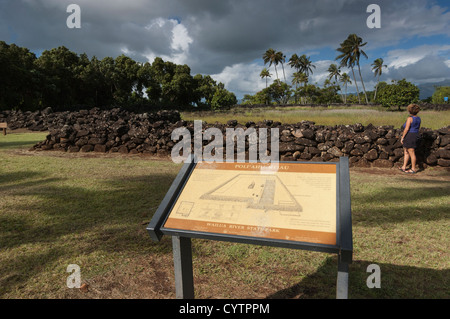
[351,166,450,181]
[61,253,176,299]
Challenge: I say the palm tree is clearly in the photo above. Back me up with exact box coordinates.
[336,39,360,103]
[371,58,387,102]
[288,54,302,72]
[292,72,308,103]
[277,51,287,83]
[327,64,341,83]
[260,68,271,105]
[339,72,352,103]
[299,54,316,78]
[292,72,301,103]
[263,48,281,82]
[292,72,301,89]
[336,34,369,104]
[260,68,271,89]
[298,72,308,87]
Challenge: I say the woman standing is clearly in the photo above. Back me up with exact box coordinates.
[400,104,421,174]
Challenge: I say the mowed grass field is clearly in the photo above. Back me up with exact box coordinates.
[0,128,449,299]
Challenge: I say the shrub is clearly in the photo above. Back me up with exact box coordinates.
[376,79,419,109]
[211,88,238,110]
[432,86,450,104]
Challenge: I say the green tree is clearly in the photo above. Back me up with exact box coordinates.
[371,58,387,102]
[0,42,240,111]
[376,79,419,110]
[35,46,81,109]
[193,74,217,107]
[260,68,271,104]
[336,35,366,104]
[277,51,287,83]
[292,72,308,103]
[263,48,282,82]
[0,41,41,110]
[164,64,197,107]
[265,80,292,104]
[75,54,117,107]
[288,54,302,72]
[336,34,369,104]
[327,64,341,83]
[149,57,196,108]
[110,55,141,106]
[339,73,352,103]
[211,87,237,110]
[298,83,319,104]
[299,54,316,78]
[260,68,271,89]
[317,80,342,104]
[137,61,159,106]
[432,86,450,104]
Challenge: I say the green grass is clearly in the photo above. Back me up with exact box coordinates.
[182,106,450,130]
[0,132,449,299]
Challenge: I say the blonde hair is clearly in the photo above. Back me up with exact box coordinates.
[407,104,420,115]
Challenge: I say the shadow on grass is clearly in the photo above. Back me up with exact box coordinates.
[1,163,448,298]
[0,170,176,296]
[351,179,450,225]
[266,256,449,299]
[0,170,45,184]
[0,140,39,150]
[265,177,449,299]
[0,172,176,250]
[0,247,67,296]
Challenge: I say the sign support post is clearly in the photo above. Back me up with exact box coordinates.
[337,260,349,299]
[172,236,195,299]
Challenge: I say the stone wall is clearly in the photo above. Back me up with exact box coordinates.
[1,108,449,168]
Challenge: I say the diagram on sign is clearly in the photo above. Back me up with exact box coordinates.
[200,174,302,215]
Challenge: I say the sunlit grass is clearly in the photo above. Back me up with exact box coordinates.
[0,132,448,299]
[182,106,450,130]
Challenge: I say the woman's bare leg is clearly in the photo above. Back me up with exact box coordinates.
[402,148,410,170]
[407,148,417,172]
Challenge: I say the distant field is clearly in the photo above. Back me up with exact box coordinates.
[0,132,449,299]
[182,106,450,130]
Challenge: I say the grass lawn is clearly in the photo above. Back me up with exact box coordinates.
[0,132,449,299]
[182,106,450,130]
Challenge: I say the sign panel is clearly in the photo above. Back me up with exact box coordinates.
[162,161,338,246]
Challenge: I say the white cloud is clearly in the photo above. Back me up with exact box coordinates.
[145,17,167,30]
[170,22,193,64]
[212,63,267,98]
[171,23,192,52]
[385,45,450,69]
[143,18,193,65]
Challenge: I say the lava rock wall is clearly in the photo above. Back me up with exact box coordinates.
[1,108,449,168]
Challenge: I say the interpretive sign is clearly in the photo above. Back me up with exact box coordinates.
[147,157,352,299]
[163,161,337,246]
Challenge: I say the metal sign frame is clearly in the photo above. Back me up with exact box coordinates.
[147,157,352,299]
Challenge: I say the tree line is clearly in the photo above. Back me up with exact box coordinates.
[244,33,421,108]
[0,41,237,111]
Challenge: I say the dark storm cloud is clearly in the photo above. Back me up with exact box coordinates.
[1,0,449,95]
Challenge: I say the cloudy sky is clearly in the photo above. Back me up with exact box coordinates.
[1,0,450,99]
